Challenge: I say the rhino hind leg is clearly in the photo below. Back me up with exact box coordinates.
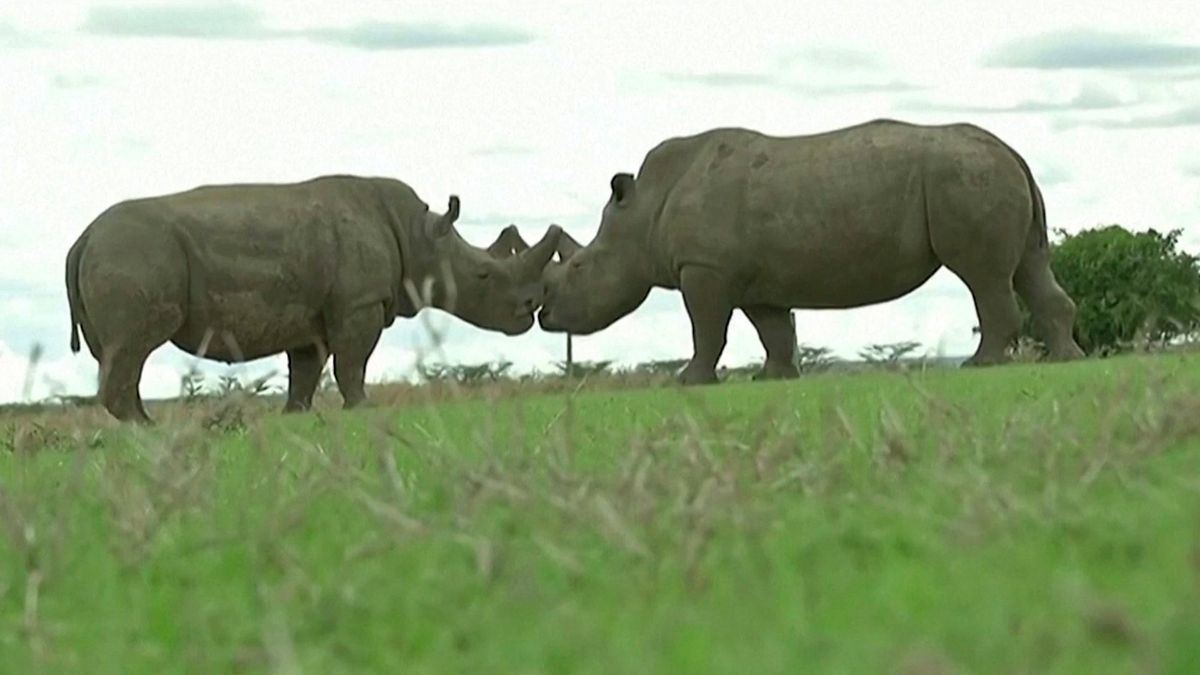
[743,305,800,380]
[957,276,1022,367]
[937,242,1023,367]
[97,344,155,423]
[1014,249,1087,361]
[284,345,328,413]
[89,299,182,424]
[678,267,733,386]
[330,305,385,409]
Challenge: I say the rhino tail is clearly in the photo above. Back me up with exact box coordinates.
[1014,148,1049,250]
[967,125,1049,251]
[65,235,86,353]
[985,129,1048,250]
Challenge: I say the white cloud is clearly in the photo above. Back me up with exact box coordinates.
[1,0,1198,403]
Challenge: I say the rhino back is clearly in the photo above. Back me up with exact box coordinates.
[97,176,407,359]
[642,121,1030,307]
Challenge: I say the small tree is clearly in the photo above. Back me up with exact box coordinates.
[1037,225,1200,354]
[631,359,690,376]
[180,366,206,399]
[555,359,613,378]
[859,341,922,366]
[795,344,837,373]
[449,361,514,383]
[216,372,278,397]
[217,374,243,396]
[418,361,514,385]
[417,362,450,383]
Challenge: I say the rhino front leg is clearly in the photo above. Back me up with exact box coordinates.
[743,305,800,381]
[678,266,734,386]
[283,344,327,413]
[330,305,385,409]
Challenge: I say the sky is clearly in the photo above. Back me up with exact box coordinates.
[1,1,1198,403]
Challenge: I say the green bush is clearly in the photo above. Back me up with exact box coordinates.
[1039,225,1200,354]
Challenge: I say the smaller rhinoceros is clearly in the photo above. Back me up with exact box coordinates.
[65,174,561,422]
[538,119,1085,384]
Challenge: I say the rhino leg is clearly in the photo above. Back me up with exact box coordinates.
[97,344,155,424]
[678,267,733,386]
[1014,248,1086,361]
[330,305,385,409]
[88,295,181,424]
[283,345,327,413]
[958,277,1022,366]
[743,305,801,380]
[942,242,1023,367]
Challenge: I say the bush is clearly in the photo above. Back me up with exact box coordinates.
[1040,225,1200,354]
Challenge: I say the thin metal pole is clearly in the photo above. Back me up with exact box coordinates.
[790,311,799,369]
[566,333,574,377]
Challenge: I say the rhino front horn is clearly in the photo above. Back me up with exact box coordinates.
[520,224,562,270]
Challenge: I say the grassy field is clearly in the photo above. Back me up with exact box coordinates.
[2,353,1200,673]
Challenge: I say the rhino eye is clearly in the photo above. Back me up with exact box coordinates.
[476,269,490,280]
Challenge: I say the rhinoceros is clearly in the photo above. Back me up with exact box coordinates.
[65,174,561,422]
[539,119,1085,384]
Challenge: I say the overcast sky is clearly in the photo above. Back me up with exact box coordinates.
[2,1,1198,403]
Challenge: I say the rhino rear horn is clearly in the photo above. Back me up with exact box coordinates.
[429,195,461,239]
[487,224,530,259]
[556,228,582,262]
[610,172,635,205]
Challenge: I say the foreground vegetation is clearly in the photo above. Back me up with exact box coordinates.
[2,353,1200,673]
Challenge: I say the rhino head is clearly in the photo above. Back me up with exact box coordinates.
[411,196,561,336]
[538,173,655,335]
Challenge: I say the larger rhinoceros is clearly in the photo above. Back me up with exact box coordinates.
[539,119,1085,384]
[65,174,560,422]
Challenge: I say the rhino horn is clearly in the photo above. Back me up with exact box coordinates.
[610,172,635,204]
[556,229,582,262]
[429,195,461,239]
[487,224,530,259]
[519,224,562,271]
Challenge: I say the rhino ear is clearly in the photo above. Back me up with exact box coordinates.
[610,173,635,205]
[428,195,461,239]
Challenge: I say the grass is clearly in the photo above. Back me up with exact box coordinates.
[3,353,1200,673]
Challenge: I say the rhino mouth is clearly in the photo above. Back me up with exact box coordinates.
[536,306,566,333]
[502,311,536,336]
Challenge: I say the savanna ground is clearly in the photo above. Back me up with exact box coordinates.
[2,352,1200,673]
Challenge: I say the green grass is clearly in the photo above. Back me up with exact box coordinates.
[3,354,1200,673]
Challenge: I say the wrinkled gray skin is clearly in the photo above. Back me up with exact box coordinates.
[65,174,561,422]
[540,119,1085,385]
